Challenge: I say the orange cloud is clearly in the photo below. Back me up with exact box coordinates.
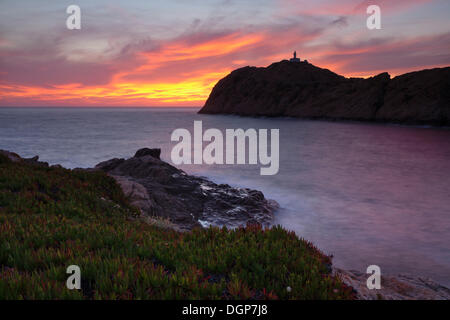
[139,32,264,67]
[1,3,448,107]
[0,33,266,106]
[0,70,230,106]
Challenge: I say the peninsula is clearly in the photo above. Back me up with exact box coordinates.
[199,54,450,126]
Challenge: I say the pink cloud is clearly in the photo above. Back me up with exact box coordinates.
[0,0,448,106]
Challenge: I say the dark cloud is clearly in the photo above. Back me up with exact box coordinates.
[330,16,348,28]
[314,32,450,75]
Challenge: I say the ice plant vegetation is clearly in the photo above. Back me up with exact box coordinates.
[0,153,353,299]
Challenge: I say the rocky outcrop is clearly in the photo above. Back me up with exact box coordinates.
[0,150,22,162]
[0,149,51,167]
[95,148,278,231]
[334,268,450,300]
[1,148,278,231]
[133,147,161,159]
[199,61,450,125]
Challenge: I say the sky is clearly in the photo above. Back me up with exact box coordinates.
[0,0,449,107]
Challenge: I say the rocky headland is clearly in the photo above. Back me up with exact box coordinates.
[199,60,450,126]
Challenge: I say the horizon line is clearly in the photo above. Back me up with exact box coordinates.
[0,106,202,108]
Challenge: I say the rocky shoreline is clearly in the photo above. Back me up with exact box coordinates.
[0,148,278,231]
[1,148,449,300]
[334,268,450,300]
[94,148,278,231]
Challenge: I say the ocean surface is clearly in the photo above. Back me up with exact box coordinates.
[1,107,449,286]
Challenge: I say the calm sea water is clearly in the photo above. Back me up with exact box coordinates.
[1,107,449,286]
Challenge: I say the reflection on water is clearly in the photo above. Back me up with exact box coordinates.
[1,107,449,286]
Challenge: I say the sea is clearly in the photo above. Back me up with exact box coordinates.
[1,107,449,286]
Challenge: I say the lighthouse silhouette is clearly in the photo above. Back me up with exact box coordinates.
[290,51,300,62]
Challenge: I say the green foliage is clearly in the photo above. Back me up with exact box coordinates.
[0,159,354,300]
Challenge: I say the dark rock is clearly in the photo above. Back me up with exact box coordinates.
[0,150,49,167]
[134,148,161,160]
[0,150,22,162]
[334,268,450,300]
[26,156,39,162]
[199,61,450,126]
[23,155,49,167]
[95,149,278,231]
[94,158,125,172]
[377,68,450,125]
[72,167,100,173]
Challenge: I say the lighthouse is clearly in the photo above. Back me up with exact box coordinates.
[289,51,300,62]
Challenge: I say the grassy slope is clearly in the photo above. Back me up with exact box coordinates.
[0,154,354,300]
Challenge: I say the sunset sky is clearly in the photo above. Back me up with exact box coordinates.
[0,0,449,107]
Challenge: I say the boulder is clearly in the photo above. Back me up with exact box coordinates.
[0,150,48,167]
[134,148,161,160]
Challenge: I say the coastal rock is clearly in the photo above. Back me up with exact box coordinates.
[199,60,450,125]
[134,148,161,160]
[111,175,156,215]
[95,148,278,231]
[377,68,450,124]
[334,268,450,300]
[0,150,22,162]
[0,150,49,167]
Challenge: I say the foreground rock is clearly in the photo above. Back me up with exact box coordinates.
[95,148,278,231]
[0,150,51,167]
[335,268,450,300]
[199,60,450,126]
